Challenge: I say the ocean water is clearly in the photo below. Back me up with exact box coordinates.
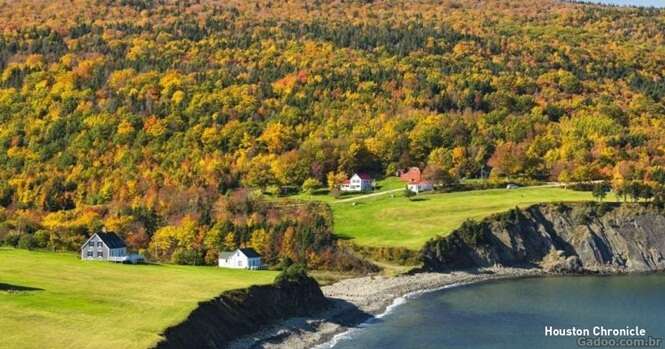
[330,275,665,349]
[576,0,665,7]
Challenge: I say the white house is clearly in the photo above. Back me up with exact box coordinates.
[218,248,263,269]
[506,184,520,189]
[81,231,128,262]
[340,173,373,192]
[407,181,433,194]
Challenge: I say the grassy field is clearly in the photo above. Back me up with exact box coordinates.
[285,176,405,203]
[0,249,277,349]
[332,186,600,249]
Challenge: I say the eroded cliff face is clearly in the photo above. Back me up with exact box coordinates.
[422,203,665,273]
[154,275,329,349]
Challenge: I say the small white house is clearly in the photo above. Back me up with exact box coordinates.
[218,248,263,270]
[407,181,433,194]
[81,231,128,262]
[506,184,520,189]
[340,173,373,192]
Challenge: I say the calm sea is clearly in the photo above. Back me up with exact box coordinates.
[576,0,665,7]
[329,275,665,349]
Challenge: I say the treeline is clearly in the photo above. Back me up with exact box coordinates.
[0,189,375,271]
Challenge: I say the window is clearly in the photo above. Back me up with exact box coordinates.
[88,241,94,247]
[97,251,103,258]
[87,251,93,257]
[97,241,103,248]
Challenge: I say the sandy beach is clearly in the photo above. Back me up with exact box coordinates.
[228,267,544,349]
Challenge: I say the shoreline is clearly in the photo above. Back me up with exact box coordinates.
[228,267,544,349]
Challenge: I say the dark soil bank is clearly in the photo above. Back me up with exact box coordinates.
[422,203,665,273]
[154,276,329,349]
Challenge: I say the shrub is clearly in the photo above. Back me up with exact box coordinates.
[277,256,294,270]
[274,263,308,284]
[302,178,322,194]
[592,182,610,201]
[33,230,50,248]
[2,231,20,247]
[171,248,205,265]
[17,234,36,250]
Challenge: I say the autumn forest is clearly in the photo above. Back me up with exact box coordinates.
[1,0,665,268]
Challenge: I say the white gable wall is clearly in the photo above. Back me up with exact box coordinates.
[341,174,373,192]
[218,250,262,269]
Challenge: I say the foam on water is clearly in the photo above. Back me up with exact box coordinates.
[313,282,468,349]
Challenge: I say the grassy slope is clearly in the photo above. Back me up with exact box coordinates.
[332,187,600,249]
[286,176,405,203]
[0,249,277,349]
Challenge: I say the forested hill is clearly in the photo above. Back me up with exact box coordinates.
[0,0,664,260]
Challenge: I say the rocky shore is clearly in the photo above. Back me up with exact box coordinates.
[228,267,543,349]
[228,203,665,349]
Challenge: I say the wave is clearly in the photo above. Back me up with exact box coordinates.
[313,281,471,349]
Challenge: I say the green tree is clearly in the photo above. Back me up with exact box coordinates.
[302,178,322,194]
[592,182,610,202]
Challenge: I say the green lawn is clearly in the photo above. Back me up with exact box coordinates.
[332,186,601,249]
[0,249,277,349]
[286,176,406,203]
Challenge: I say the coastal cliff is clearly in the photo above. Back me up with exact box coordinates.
[422,203,665,273]
[154,274,329,349]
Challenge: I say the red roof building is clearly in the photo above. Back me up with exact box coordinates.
[399,167,423,183]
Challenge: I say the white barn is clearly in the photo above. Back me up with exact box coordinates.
[340,173,373,192]
[407,181,433,194]
[218,248,263,270]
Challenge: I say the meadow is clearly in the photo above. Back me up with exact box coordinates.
[331,187,601,249]
[0,249,277,349]
[284,177,405,203]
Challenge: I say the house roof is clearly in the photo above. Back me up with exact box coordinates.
[218,248,261,259]
[96,232,126,249]
[238,248,261,258]
[355,172,372,180]
[400,167,423,183]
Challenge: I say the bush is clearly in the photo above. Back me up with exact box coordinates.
[274,263,308,284]
[171,248,205,265]
[17,234,36,250]
[302,178,322,194]
[33,230,50,248]
[277,256,294,270]
[3,231,20,247]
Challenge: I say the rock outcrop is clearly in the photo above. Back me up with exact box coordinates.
[154,275,329,349]
[422,203,665,273]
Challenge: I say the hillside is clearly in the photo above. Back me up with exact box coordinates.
[1,0,665,261]
[331,186,598,249]
[0,248,277,349]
